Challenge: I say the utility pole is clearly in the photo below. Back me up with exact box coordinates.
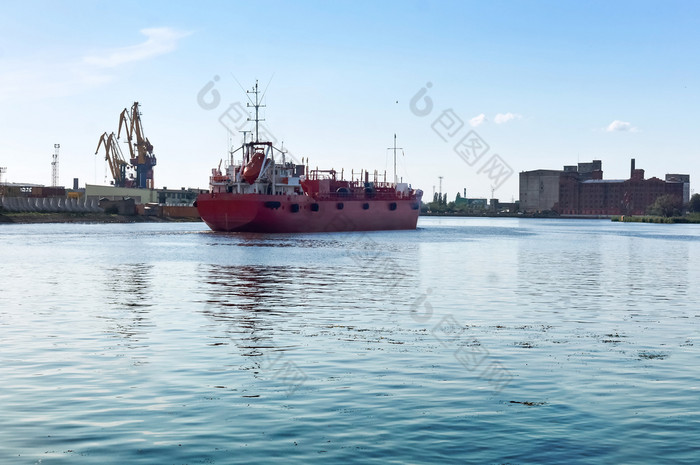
[52,144,60,187]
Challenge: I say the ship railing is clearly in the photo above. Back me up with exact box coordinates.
[313,191,411,201]
[307,169,337,181]
[370,181,396,189]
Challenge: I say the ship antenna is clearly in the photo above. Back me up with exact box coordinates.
[247,80,265,143]
[387,134,403,185]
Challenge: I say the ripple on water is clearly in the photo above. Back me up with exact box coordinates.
[1,219,699,463]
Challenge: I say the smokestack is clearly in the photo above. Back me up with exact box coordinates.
[630,158,635,178]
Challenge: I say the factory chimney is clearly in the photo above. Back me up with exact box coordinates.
[630,158,635,178]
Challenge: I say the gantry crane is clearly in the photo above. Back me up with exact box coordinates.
[95,132,133,187]
[118,102,157,189]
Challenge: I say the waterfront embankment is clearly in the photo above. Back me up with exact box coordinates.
[0,212,201,224]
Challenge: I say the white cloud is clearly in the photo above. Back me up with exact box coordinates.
[606,120,638,132]
[0,27,191,102]
[469,113,487,127]
[84,27,191,68]
[0,58,113,101]
[494,112,522,124]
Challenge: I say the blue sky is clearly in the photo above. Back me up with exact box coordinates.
[1,0,698,201]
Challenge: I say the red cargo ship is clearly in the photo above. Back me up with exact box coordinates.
[196,83,423,233]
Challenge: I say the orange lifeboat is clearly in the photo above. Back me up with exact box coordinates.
[242,151,265,184]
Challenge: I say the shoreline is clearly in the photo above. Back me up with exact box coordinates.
[422,212,700,223]
[0,212,202,224]
[3,211,699,225]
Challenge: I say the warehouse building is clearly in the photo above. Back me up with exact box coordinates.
[520,159,689,215]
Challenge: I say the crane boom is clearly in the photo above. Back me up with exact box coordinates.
[95,132,131,187]
[117,102,157,189]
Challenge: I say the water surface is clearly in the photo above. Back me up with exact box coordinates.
[1,218,699,464]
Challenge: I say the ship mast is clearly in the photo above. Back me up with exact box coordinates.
[387,134,403,185]
[247,81,265,143]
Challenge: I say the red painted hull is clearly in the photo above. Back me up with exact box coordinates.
[196,193,420,232]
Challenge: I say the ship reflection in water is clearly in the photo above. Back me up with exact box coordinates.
[100,263,155,365]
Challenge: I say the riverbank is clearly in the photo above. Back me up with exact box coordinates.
[0,211,201,224]
[612,213,700,223]
[423,211,700,223]
[4,210,699,225]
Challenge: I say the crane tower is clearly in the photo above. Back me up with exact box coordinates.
[95,102,157,189]
[118,102,157,189]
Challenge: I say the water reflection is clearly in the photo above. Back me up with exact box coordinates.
[622,233,690,308]
[516,235,603,317]
[98,263,155,359]
[516,226,692,319]
[199,258,423,354]
[201,265,303,355]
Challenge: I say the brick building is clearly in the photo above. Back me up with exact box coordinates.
[520,159,689,215]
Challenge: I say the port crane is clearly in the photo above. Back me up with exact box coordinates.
[95,132,134,187]
[118,102,157,189]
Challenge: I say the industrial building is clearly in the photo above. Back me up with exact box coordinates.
[520,159,690,215]
[519,169,564,212]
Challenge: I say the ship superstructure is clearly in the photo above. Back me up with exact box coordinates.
[196,82,422,233]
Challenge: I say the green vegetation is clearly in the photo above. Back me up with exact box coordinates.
[689,193,700,213]
[612,213,700,223]
[646,194,683,217]
[422,193,492,216]
[611,195,700,223]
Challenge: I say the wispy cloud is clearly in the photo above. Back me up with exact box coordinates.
[469,113,487,127]
[84,27,191,68]
[606,120,638,132]
[0,58,111,101]
[494,112,522,124]
[0,27,191,102]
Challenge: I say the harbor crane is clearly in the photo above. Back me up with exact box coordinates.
[118,102,157,189]
[95,132,133,187]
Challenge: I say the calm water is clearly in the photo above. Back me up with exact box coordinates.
[1,217,699,464]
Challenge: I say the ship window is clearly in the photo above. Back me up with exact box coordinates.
[388,202,397,211]
[362,203,370,210]
[311,203,319,212]
[290,203,299,213]
[336,202,344,210]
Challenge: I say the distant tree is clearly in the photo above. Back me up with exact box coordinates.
[433,192,439,204]
[647,194,683,217]
[689,193,700,212]
[455,192,461,202]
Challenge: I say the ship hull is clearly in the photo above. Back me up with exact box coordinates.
[196,193,420,233]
